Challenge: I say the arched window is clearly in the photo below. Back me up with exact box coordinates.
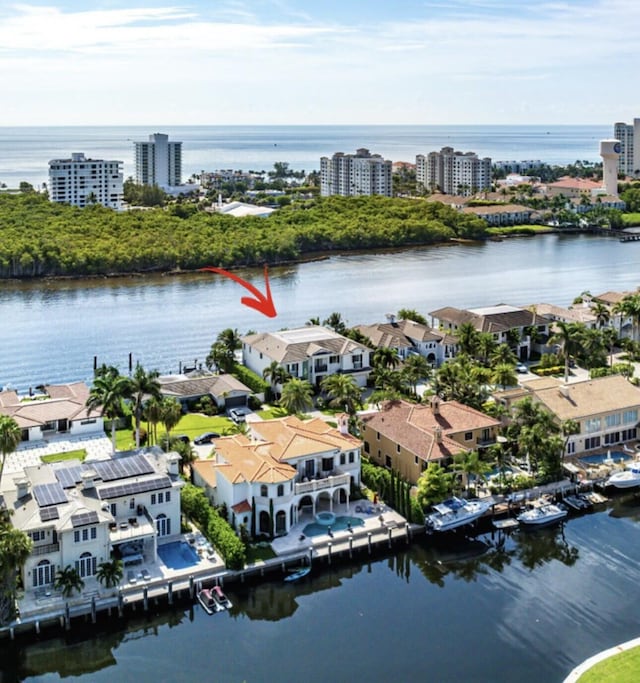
[33,559,55,587]
[156,513,171,537]
[275,510,287,534]
[75,551,96,578]
[260,484,268,497]
[259,510,270,534]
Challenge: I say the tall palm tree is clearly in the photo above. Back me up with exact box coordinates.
[491,363,518,390]
[617,292,640,342]
[401,354,432,396]
[262,361,291,399]
[96,558,123,589]
[320,374,362,416]
[477,333,498,365]
[590,301,611,330]
[144,396,163,446]
[322,312,347,334]
[279,378,314,415]
[456,322,480,357]
[129,363,161,448]
[216,328,241,361]
[0,415,21,492]
[86,367,130,454]
[160,397,182,445]
[0,523,32,625]
[54,565,85,598]
[490,343,517,367]
[549,321,584,383]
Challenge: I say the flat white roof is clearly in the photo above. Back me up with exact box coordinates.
[469,304,521,316]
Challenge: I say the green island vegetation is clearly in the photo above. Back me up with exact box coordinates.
[577,646,640,683]
[0,193,488,279]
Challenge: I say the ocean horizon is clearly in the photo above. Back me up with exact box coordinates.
[0,123,611,189]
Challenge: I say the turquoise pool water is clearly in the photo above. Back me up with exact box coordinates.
[158,541,200,570]
[580,451,632,465]
[302,515,365,538]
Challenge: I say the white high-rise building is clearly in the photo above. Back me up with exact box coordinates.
[416,147,492,196]
[320,148,392,197]
[134,133,182,189]
[600,140,621,197]
[48,153,123,210]
[613,119,640,176]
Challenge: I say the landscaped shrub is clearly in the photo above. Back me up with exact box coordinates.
[232,364,269,393]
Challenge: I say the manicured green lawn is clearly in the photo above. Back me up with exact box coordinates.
[245,544,277,564]
[114,413,235,450]
[488,225,554,235]
[622,213,640,226]
[257,406,288,420]
[578,646,640,682]
[41,449,87,463]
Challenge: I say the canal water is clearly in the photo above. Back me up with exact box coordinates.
[2,233,640,391]
[3,499,640,682]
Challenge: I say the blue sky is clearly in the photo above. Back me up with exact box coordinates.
[0,0,638,125]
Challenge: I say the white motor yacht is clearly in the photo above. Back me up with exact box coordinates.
[425,497,491,532]
[517,502,568,528]
[606,464,640,489]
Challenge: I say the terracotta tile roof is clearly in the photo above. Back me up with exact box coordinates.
[462,204,533,216]
[242,326,371,364]
[529,303,596,324]
[546,177,601,191]
[363,399,499,462]
[354,320,443,349]
[231,499,252,514]
[212,435,297,484]
[592,289,639,306]
[159,373,250,399]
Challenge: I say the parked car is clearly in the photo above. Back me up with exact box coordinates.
[174,434,190,444]
[516,363,528,374]
[194,432,221,445]
[229,406,251,423]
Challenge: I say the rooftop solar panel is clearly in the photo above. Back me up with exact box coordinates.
[40,506,60,522]
[33,483,68,508]
[54,465,84,489]
[98,476,171,500]
[70,511,99,528]
[93,455,154,482]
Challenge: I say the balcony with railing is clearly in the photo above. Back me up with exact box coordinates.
[295,472,350,495]
[32,542,60,556]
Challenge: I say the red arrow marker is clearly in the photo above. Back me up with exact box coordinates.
[199,265,277,318]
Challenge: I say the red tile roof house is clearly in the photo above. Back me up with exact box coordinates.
[361,397,501,486]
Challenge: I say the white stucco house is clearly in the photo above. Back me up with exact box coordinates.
[2,448,183,592]
[241,325,373,389]
[192,414,362,537]
[0,383,104,444]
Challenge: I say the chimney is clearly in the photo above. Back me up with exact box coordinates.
[430,395,441,415]
[81,469,97,491]
[337,413,349,436]
[385,313,397,325]
[15,477,30,499]
[166,452,181,476]
[559,385,570,398]
[434,426,443,443]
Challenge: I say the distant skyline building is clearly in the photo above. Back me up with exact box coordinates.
[134,133,182,189]
[613,119,639,176]
[416,147,492,196]
[48,153,123,210]
[320,148,392,197]
[599,139,621,197]
[493,160,543,173]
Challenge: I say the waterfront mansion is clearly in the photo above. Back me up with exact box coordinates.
[192,414,361,537]
[1,448,183,592]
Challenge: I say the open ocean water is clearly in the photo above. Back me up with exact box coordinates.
[0,124,611,189]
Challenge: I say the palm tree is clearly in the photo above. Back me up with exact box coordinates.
[96,558,124,589]
[617,292,640,342]
[320,374,362,416]
[144,396,163,446]
[206,341,235,373]
[397,308,428,325]
[372,347,400,370]
[160,397,182,445]
[0,524,32,625]
[322,312,347,334]
[401,354,432,396]
[549,321,584,383]
[453,450,491,494]
[129,363,161,448]
[456,322,480,357]
[86,366,130,454]
[490,343,517,367]
[561,419,580,458]
[0,415,21,492]
[590,301,611,330]
[279,378,314,415]
[477,333,498,365]
[306,316,321,326]
[491,363,518,390]
[54,565,85,598]
[262,361,291,399]
[216,327,241,355]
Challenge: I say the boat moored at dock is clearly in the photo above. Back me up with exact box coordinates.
[517,502,568,528]
[606,464,640,489]
[425,497,491,532]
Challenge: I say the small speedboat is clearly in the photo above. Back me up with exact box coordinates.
[606,465,640,489]
[517,503,567,528]
[284,566,311,583]
[425,497,491,532]
[197,588,220,615]
[211,585,232,611]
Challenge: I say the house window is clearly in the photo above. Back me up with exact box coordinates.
[340,453,346,465]
[385,455,392,468]
[396,444,401,453]
[348,452,355,463]
[151,494,156,505]
[585,436,601,450]
[414,455,419,465]
[364,441,370,454]
[606,414,621,428]
[464,432,473,441]
[322,457,334,472]
[566,442,576,455]
[129,498,135,510]
[624,410,638,424]
[329,355,339,364]
[584,418,601,434]
[30,530,46,542]
[353,354,363,370]
[277,484,284,497]
[75,552,97,578]
[165,491,171,503]
[376,432,380,441]
[33,559,55,588]
[156,514,171,537]
[260,485,268,497]
[110,503,116,517]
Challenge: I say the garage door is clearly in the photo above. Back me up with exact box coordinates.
[224,395,247,408]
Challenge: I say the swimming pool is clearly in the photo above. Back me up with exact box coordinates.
[579,451,632,466]
[158,541,200,570]
[302,515,364,538]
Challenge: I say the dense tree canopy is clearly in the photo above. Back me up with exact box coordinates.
[0,194,488,279]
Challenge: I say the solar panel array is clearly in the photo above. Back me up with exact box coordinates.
[55,465,84,489]
[33,483,68,508]
[98,476,171,500]
[93,455,154,482]
[40,506,60,522]
[70,510,99,528]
